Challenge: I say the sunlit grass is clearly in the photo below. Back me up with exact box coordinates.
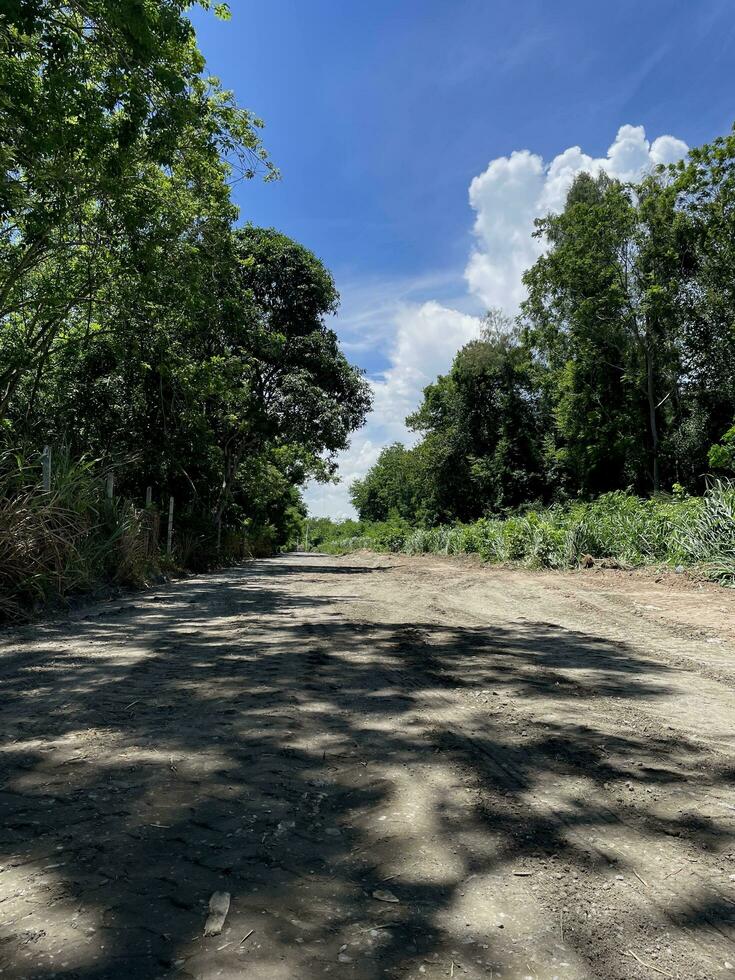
[318,484,735,584]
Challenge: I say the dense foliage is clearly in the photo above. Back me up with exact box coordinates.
[316,484,735,583]
[0,1,370,610]
[351,129,735,526]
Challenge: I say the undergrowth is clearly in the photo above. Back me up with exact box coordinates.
[311,485,735,584]
[0,452,158,619]
[0,452,275,620]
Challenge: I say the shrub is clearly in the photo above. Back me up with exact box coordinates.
[323,484,735,584]
[0,450,275,618]
[0,451,155,618]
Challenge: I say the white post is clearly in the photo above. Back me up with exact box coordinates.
[42,446,51,492]
[167,496,174,554]
[106,472,114,499]
[145,486,153,507]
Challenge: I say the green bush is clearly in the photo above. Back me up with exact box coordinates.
[0,450,282,618]
[0,452,156,618]
[319,485,735,583]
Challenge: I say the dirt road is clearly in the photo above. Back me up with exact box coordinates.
[1,552,734,979]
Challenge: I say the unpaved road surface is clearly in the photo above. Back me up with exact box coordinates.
[1,552,734,980]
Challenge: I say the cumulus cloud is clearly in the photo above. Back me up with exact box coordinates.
[369,302,481,434]
[305,124,689,517]
[304,301,481,518]
[465,124,689,311]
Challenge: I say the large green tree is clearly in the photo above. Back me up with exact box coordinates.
[20,223,371,540]
[351,312,548,525]
[199,226,373,527]
[407,312,547,519]
[2,3,370,556]
[350,442,428,523]
[0,0,273,422]
[353,127,735,528]
[672,127,735,481]
[522,171,693,495]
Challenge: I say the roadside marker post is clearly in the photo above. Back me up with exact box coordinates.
[41,446,51,492]
[167,496,174,554]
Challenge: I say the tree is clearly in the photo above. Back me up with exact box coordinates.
[19,223,371,543]
[671,126,735,484]
[0,0,273,422]
[0,3,370,561]
[353,128,735,527]
[522,171,693,495]
[405,312,547,520]
[350,443,426,522]
[201,226,372,526]
[708,425,735,473]
[352,311,548,526]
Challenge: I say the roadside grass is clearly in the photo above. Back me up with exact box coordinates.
[0,451,278,620]
[312,484,735,584]
[0,451,158,620]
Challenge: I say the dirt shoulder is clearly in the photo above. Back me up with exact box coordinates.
[0,553,733,979]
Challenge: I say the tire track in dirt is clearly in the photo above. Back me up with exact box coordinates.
[0,553,733,979]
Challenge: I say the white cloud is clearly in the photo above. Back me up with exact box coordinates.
[650,134,690,166]
[370,301,481,434]
[306,124,689,518]
[465,124,689,311]
[304,301,481,518]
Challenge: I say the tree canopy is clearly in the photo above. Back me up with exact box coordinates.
[351,127,735,526]
[0,1,370,558]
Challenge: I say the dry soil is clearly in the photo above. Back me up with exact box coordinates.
[0,552,734,979]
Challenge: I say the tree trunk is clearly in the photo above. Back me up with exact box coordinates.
[212,441,251,528]
[645,345,660,494]
[212,450,239,528]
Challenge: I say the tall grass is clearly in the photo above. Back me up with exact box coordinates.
[318,484,735,584]
[0,451,286,619]
[0,451,154,619]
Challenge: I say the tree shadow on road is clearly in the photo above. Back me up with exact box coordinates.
[0,556,732,979]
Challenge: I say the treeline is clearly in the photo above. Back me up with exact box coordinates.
[352,130,735,526]
[0,1,370,605]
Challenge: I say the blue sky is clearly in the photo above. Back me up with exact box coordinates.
[191,0,735,516]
